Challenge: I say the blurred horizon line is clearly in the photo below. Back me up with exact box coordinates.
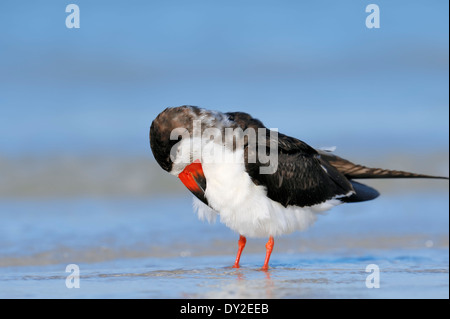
[0,151,448,199]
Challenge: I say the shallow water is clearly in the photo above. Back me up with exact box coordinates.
[0,192,448,299]
[1,250,448,299]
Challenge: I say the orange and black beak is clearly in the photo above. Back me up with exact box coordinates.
[178,160,208,205]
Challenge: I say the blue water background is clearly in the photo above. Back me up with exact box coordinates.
[0,0,448,157]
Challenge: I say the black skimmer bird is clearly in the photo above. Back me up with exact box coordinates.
[149,105,448,270]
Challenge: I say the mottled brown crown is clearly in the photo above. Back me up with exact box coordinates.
[149,106,201,172]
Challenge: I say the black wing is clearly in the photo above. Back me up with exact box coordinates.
[245,132,357,207]
[227,111,448,207]
[225,112,357,207]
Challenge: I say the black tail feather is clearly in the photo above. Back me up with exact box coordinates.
[319,151,449,180]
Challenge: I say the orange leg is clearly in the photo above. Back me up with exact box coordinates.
[232,235,247,268]
[261,236,274,271]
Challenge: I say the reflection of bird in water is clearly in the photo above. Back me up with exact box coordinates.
[150,105,448,270]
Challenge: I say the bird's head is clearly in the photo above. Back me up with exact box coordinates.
[150,105,195,173]
[150,105,229,173]
[150,105,273,175]
[150,105,218,205]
